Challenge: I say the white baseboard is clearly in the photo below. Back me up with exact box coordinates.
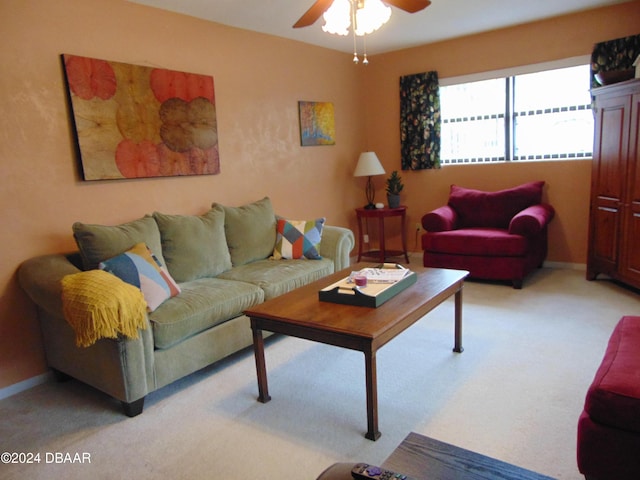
[0,371,53,401]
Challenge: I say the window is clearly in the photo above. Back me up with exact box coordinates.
[440,65,593,164]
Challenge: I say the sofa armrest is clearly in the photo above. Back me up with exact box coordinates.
[18,253,155,406]
[18,253,84,319]
[320,225,355,271]
[422,206,458,232]
[508,204,555,236]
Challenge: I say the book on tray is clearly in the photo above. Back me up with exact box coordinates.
[319,263,416,308]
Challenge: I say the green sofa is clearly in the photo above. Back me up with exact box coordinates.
[18,197,355,416]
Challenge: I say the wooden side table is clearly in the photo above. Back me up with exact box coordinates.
[356,206,409,263]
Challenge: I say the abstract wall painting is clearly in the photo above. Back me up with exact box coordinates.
[298,101,336,146]
[62,54,219,180]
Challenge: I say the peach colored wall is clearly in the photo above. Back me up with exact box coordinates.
[0,0,366,389]
[1,0,639,392]
[362,2,640,264]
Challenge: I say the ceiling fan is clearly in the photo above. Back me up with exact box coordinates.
[293,0,431,29]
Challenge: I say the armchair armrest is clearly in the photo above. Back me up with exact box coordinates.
[509,204,555,236]
[422,206,458,232]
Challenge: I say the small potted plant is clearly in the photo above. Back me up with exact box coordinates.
[386,170,404,208]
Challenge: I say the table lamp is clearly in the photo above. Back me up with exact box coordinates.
[354,152,385,209]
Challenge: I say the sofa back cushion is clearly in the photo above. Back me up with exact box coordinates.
[215,197,276,267]
[153,206,232,283]
[448,181,545,228]
[73,215,165,271]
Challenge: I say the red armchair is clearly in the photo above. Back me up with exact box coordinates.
[421,181,555,288]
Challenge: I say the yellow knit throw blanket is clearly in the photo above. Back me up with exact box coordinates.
[61,270,148,348]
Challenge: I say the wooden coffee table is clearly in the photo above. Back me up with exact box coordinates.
[245,263,468,441]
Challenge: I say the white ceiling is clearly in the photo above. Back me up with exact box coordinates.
[129,0,631,56]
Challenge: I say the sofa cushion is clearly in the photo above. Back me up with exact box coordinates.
[98,242,181,312]
[584,316,640,433]
[73,215,165,271]
[215,197,277,267]
[422,228,528,256]
[448,181,545,228]
[273,218,325,260]
[149,277,264,349]
[217,258,334,300]
[153,207,232,283]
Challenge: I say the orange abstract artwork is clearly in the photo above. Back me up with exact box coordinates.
[63,54,219,180]
[298,101,336,146]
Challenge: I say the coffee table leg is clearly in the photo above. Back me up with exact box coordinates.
[453,286,464,353]
[251,324,271,403]
[364,349,381,441]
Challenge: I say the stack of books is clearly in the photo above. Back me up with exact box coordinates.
[348,264,412,284]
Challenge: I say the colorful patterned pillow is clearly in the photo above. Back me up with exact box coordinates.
[273,218,325,260]
[99,242,181,312]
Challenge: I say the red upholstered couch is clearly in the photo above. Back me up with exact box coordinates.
[421,181,554,288]
[577,316,640,480]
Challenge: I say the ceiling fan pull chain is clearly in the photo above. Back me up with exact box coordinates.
[363,33,369,64]
[352,0,359,63]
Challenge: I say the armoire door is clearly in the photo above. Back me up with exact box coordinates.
[587,92,630,279]
[619,92,640,285]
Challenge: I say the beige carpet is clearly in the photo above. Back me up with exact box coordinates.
[1,267,639,480]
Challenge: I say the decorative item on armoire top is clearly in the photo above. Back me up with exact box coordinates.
[62,54,219,181]
[386,170,404,208]
[298,101,336,146]
[590,34,640,89]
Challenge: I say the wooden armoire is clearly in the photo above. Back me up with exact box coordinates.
[587,78,640,289]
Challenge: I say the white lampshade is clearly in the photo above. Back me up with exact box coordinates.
[354,152,385,177]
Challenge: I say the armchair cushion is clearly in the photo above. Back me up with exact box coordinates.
[422,228,528,257]
[509,204,555,236]
[448,181,544,228]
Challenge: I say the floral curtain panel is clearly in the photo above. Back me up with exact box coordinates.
[399,71,441,170]
[591,34,640,88]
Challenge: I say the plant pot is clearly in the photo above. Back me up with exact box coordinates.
[387,194,400,209]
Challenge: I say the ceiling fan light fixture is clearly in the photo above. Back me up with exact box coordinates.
[354,0,391,36]
[322,0,391,37]
[322,0,351,35]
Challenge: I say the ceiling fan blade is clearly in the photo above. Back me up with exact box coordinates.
[383,0,431,14]
[293,0,336,28]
